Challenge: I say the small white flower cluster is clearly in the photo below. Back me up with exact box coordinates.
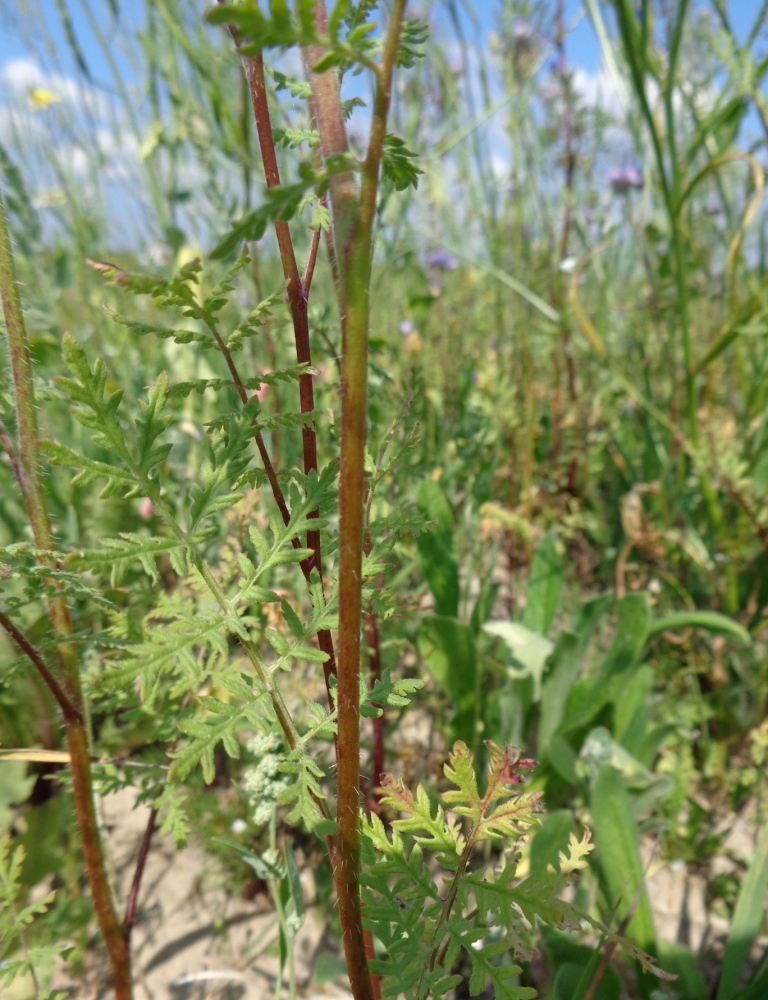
[243,731,289,827]
[285,911,303,935]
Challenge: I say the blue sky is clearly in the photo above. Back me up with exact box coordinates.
[0,1,764,250]
[1,1,765,83]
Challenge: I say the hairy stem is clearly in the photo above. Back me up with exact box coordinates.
[0,196,132,999]
[240,52,322,560]
[306,3,407,998]
[0,613,82,725]
[304,6,358,258]
[226,36,338,695]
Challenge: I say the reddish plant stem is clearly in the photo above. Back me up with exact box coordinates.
[0,418,22,485]
[304,3,357,257]
[212,314,338,690]
[0,612,82,725]
[225,35,338,696]
[305,3,406,998]
[123,807,158,946]
[363,927,383,1000]
[241,52,323,564]
[0,196,132,999]
[204,316,294,529]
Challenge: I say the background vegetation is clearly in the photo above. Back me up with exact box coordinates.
[1,1,767,998]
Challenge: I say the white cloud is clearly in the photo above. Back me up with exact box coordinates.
[1,56,113,119]
[572,65,627,118]
[0,57,158,247]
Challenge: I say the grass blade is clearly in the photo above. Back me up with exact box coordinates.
[717,823,768,1000]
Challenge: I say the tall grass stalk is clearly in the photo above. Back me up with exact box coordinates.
[0,195,133,998]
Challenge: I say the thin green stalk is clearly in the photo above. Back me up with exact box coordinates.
[659,12,737,610]
[611,1,739,610]
[0,196,133,999]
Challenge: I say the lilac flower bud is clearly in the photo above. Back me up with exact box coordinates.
[425,248,459,271]
[510,21,539,79]
[607,165,644,195]
[514,21,531,37]
[539,76,560,103]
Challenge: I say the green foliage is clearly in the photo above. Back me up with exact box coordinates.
[362,741,542,999]
[363,740,669,999]
[210,161,340,259]
[381,134,422,191]
[2,0,767,996]
[590,764,656,954]
[521,531,562,637]
[717,823,768,1000]
[418,615,476,743]
[0,837,69,998]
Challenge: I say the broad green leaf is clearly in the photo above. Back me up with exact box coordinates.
[483,620,554,701]
[547,734,580,785]
[717,823,768,1000]
[613,664,654,746]
[539,633,580,759]
[416,480,459,617]
[647,610,751,647]
[416,478,453,537]
[539,595,612,758]
[590,764,656,955]
[732,967,768,1000]
[0,762,35,828]
[657,941,707,1000]
[417,615,476,745]
[553,961,621,1000]
[522,530,562,636]
[417,533,459,617]
[571,594,613,655]
[530,810,577,878]
[579,727,652,787]
[600,594,650,678]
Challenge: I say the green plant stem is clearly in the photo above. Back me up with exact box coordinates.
[0,196,132,999]
[305,4,406,997]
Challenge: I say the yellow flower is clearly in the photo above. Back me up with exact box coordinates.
[28,88,62,111]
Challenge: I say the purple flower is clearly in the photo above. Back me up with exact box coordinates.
[607,165,644,195]
[513,21,534,42]
[510,21,539,62]
[398,319,415,336]
[539,76,560,103]
[425,248,459,271]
